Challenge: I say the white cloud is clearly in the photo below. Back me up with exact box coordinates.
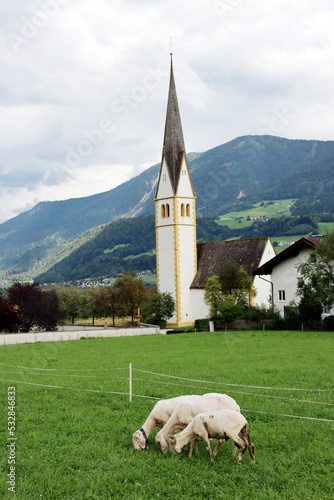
[0,0,333,222]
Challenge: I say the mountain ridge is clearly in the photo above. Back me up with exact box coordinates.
[1,135,334,281]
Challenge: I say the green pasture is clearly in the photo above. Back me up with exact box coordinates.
[0,330,333,499]
[124,251,156,261]
[103,244,129,254]
[271,235,306,253]
[217,199,294,228]
[318,222,334,235]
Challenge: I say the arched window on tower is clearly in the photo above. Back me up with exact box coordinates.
[181,203,185,217]
[166,203,170,218]
[161,204,165,218]
[186,203,190,217]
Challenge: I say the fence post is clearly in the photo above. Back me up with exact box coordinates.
[129,362,132,402]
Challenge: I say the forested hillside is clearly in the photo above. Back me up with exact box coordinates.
[35,216,239,283]
[35,212,328,284]
[1,135,334,282]
[248,155,334,215]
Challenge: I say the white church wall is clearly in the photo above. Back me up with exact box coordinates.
[156,223,177,323]
[190,289,210,321]
[177,223,197,324]
[156,158,174,199]
[176,157,194,198]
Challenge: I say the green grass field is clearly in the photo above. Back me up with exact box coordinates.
[0,330,333,499]
[318,222,334,235]
[217,199,295,229]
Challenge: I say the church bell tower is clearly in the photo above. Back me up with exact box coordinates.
[155,56,197,327]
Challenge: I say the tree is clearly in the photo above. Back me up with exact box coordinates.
[0,295,18,333]
[0,282,64,333]
[84,288,106,325]
[204,260,254,323]
[218,259,253,300]
[102,286,124,326]
[297,231,334,319]
[142,291,175,327]
[204,275,222,318]
[113,270,149,325]
[37,289,65,331]
[53,286,87,325]
[85,287,122,326]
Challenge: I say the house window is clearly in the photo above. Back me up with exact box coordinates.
[181,203,185,217]
[278,290,286,302]
[297,277,304,288]
[186,203,190,217]
[161,205,165,218]
[166,203,170,218]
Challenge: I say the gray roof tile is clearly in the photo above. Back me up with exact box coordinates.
[191,237,271,289]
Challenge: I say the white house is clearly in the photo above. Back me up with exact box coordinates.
[155,56,275,326]
[253,236,330,317]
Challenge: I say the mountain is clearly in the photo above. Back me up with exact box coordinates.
[35,211,324,284]
[248,154,334,215]
[1,135,334,281]
[34,215,240,283]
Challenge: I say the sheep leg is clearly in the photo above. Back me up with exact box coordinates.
[235,443,247,465]
[188,439,199,458]
[212,438,226,457]
[226,433,247,465]
[201,436,214,463]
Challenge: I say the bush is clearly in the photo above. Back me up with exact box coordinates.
[323,315,334,331]
[0,282,64,333]
[194,318,209,331]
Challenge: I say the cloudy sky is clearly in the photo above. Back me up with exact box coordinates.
[0,0,333,223]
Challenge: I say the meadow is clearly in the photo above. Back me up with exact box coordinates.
[217,199,294,228]
[0,330,333,499]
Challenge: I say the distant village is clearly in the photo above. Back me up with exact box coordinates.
[0,270,154,290]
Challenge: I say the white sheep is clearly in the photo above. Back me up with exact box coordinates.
[133,394,206,450]
[168,409,255,465]
[155,393,240,453]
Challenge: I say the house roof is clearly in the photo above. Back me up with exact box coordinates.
[191,237,271,289]
[253,236,323,276]
[160,56,185,195]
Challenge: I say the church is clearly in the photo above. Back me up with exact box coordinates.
[154,57,275,327]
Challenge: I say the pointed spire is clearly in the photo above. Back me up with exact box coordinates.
[162,55,185,194]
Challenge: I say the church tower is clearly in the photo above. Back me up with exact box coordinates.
[155,56,197,327]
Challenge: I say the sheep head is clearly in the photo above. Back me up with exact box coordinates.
[132,429,148,450]
[168,435,182,454]
[155,434,169,453]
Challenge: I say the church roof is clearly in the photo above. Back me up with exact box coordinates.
[161,57,185,195]
[190,237,271,289]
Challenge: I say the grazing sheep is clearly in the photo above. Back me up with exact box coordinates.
[168,409,255,465]
[133,394,206,450]
[155,393,240,453]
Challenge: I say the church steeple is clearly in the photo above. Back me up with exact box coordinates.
[155,55,197,327]
[161,55,185,195]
